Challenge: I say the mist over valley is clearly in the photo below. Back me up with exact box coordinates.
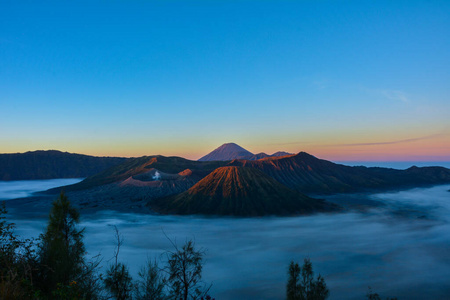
[4,180,450,299]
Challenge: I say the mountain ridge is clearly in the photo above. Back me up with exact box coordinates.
[51,149,450,196]
[0,150,126,181]
[12,146,450,215]
[228,152,450,194]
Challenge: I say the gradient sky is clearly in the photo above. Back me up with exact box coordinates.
[1,1,449,161]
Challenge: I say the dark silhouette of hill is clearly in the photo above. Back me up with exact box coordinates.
[0,150,126,181]
[61,155,227,192]
[198,143,292,161]
[228,152,450,194]
[153,166,335,216]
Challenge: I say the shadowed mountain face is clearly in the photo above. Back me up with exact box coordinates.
[153,166,335,216]
[0,150,126,181]
[228,152,450,194]
[198,143,292,161]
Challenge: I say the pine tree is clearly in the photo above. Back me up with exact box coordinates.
[287,261,302,300]
[37,192,88,298]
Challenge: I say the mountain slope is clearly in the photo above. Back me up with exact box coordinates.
[153,166,335,216]
[60,155,227,192]
[228,152,450,194]
[58,168,199,212]
[0,150,126,181]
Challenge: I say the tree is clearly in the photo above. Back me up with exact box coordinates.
[104,225,133,300]
[287,260,302,300]
[104,263,133,300]
[165,239,210,300]
[0,202,38,299]
[37,191,98,298]
[286,259,329,300]
[135,259,166,300]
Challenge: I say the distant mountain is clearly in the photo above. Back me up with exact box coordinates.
[198,143,292,161]
[198,143,254,161]
[248,152,269,160]
[0,150,126,181]
[153,166,335,216]
[228,152,450,194]
[271,151,292,157]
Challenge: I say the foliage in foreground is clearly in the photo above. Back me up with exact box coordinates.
[0,202,38,299]
[286,258,329,300]
[37,192,101,299]
[103,226,212,300]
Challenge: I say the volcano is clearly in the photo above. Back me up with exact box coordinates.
[198,143,292,161]
[153,166,335,216]
[198,143,254,161]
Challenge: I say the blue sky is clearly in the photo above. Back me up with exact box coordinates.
[1,1,449,160]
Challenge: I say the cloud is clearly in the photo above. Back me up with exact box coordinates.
[333,133,444,147]
[265,129,450,149]
[380,89,409,103]
[267,133,446,148]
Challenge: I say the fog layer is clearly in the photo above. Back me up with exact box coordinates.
[0,178,83,200]
[5,182,450,299]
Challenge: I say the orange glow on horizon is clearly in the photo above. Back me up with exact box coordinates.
[1,132,449,162]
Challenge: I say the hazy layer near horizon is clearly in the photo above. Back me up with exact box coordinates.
[337,161,450,169]
[0,178,83,200]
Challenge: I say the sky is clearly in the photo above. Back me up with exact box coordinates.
[1,0,449,161]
